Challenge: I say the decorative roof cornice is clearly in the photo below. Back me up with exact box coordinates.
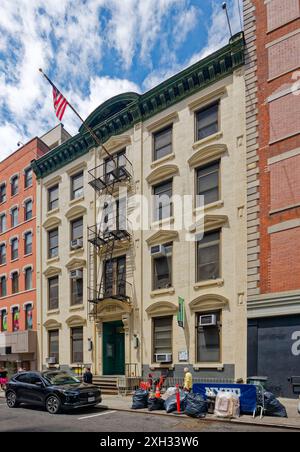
[32,33,244,179]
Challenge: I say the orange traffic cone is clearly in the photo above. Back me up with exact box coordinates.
[155,385,161,398]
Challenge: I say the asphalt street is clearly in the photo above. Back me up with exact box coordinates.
[0,401,295,432]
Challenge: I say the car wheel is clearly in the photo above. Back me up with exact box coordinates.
[6,391,19,408]
[46,395,61,415]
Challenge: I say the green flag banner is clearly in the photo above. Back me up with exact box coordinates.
[177,297,185,328]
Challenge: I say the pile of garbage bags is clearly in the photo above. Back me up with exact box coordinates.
[184,393,208,418]
[258,391,288,418]
[148,397,165,411]
[131,389,149,410]
[165,390,186,414]
[131,386,288,420]
[131,388,208,418]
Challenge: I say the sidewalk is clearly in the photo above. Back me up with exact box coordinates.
[99,394,300,430]
[1,389,299,430]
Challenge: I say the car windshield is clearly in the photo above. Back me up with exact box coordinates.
[43,372,80,386]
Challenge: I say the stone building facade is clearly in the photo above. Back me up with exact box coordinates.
[32,33,247,382]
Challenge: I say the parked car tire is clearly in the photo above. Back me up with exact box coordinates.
[6,391,19,408]
[46,395,61,415]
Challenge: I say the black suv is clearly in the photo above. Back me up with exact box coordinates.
[6,371,102,414]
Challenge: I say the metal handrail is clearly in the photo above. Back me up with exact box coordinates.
[88,280,133,304]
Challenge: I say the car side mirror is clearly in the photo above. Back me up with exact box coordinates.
[35,382,44,387]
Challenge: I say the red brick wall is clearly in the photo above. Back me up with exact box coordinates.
[0,138,49,332]
[268,32,300,79]
[269,90,300,143]
[270,227,300,292]
[251,0,300,294]
[266,0,300,31]
[270,154,300,211]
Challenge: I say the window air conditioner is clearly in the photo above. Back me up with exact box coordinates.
[70,269,83,280]
[71,239,83,250]
[150,245,166,257]
[46,357,56,364]
[155,353,172,363]
[199,314,217,327]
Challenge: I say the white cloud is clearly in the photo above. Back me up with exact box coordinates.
[0,0,199,158]
[0,0,218,158]
[0,123,26,160]
[62,76,141,134]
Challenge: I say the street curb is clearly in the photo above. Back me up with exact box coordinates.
[100,405,300,431]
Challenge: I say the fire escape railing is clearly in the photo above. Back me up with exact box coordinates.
[88,154,133,194]
[88,154,133,318]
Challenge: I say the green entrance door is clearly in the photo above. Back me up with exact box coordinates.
[103,321,125,375]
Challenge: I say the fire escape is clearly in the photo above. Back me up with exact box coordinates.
[88,152,133,318]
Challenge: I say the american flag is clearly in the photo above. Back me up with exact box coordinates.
[52,86,68,121]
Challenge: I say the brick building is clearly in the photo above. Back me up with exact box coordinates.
[0,125,70,373]
[244,0,300,397]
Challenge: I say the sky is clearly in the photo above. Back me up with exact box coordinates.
[0,0,243,160]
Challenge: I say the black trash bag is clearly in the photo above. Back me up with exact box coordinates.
[259,391,288,418]
[184,393,208,418]
[131,389,149,410]
[148,397,165,411]
[165,391,186,413]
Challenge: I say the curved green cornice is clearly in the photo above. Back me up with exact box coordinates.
[32,32,244,180]
[80,92,140,132]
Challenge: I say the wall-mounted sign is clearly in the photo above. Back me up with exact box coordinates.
[178,350,188,362]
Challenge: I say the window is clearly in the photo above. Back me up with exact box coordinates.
[153,316,173,361]
[25,304,33,330]
[196,102,219,141]
[71,271,83,306]
[24,232,32,255]
[153,179,173,221]
[197,311,221,363]
[48,185,59,211]
[104,149,126,182]
[0,276,7,297]
[0,184,6,203]
[152,243,173,290]
[11,238,18,260]
[12,306,20,331]
[24,199,33,221]
[48,276,59,310]
[11,272,19,294]
[0,244,6,265]
[196,230,220,282]
[24,168,33,188]
[71,217,83,243]
[0,214,6,234]
[11,175,19,196]
[0,310,7,332]
[25,267,33,290]
[49,330,59,363]
[71,327,83,363]
[11,207,18,228]
[71,172,84,200]
[48,228,58,259]
[104,255,126,298]
[15,374,31,384]
[196,161,220,206]
[153,127,172,161]
[27,373,43,385]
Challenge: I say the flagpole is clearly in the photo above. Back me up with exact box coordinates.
[39,68,113,160]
